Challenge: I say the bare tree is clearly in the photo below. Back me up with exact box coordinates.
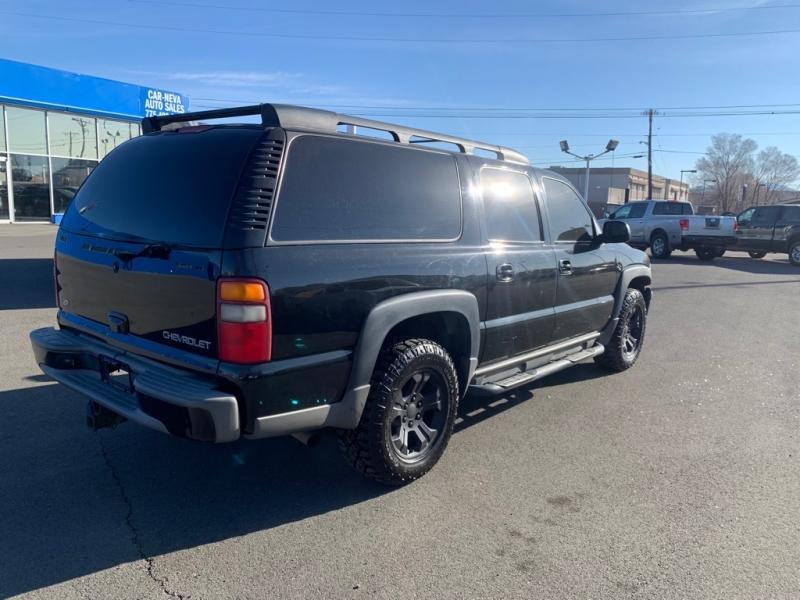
[695,133,757,213]
[751,147,800,205]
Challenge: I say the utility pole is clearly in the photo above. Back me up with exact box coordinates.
[646,109,654,199]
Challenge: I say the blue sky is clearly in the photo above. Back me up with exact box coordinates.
[3,0,800,183]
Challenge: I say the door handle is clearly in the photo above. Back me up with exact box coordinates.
[559,259,573,275]
[496,263,515,282]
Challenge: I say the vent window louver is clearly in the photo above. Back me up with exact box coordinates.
[228,137,284,231]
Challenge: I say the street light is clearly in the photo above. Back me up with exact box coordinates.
[679,169,697,200]
[559,139,619,203]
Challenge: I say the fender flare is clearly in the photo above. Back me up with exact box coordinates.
[599,264,652,345]
[332,290,481,429]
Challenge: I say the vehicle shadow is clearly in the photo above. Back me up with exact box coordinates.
[0,383,389,598]
[0,258,56,310]
[455,363,610,433]
[659,252,799,276]
[2,360,612,597]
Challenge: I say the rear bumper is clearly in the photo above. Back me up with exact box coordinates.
[683,234,736,247]
[31,326,368,442]
[30,327,240,443]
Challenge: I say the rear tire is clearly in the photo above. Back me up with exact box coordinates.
[789,241,800,267]
[595,288,647,372]
[714,247,726,258]
[748,251,767,259]
[338,338,459,486]
[695,248,717,261]
[650,232,671,259]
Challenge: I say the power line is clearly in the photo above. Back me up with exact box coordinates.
[129,0,800,20]
[193,98,800,112]
[191,103,800,119]
[3,11,800,44]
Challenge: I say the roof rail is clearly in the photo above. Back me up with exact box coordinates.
[141,103,529,164]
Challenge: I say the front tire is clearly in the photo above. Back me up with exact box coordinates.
[650,232,671,259]
[338,339,459,486]
[748,251,767,259]
[595,288,647,372]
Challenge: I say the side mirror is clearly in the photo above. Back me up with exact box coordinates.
[601,220,631,244]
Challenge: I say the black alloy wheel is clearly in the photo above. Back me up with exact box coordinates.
[389,369,449,464]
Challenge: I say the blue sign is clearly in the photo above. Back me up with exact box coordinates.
[0,59,189,120]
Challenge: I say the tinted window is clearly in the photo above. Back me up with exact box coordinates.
[543,178,594,242]
[781,206,800,222]
[751,206,780,226]
[272,136,461,242]
[62,127,263,247]
[653,202,690,215]
[629,203,648,218]
[481,168,541,242]
[614,203,646,219]
[737,207,755,224]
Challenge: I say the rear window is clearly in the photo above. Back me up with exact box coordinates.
[653,202,692,215]
[270,135,461,242]
[61,127,263,247]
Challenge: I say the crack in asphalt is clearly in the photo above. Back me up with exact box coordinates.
[98,433,190,600]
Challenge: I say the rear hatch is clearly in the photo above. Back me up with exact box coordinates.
[56,125,268,364]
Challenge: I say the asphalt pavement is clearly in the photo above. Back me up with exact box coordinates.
[1,224,798,599]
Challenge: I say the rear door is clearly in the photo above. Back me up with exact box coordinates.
[480,167,557,362]
[774,206,800,251]
[541,177,618,341]
[57,126,266,363]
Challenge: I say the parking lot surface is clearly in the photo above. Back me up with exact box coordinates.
[1,224,798,599]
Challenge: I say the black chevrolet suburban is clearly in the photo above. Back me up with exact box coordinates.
[31,104,652,485]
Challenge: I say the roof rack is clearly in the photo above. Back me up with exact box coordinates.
[141,103,529,164]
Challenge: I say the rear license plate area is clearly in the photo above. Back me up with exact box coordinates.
[98,356,134,394]
[705,217,720,228]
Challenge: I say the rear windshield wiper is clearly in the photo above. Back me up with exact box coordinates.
[113,242,174,262]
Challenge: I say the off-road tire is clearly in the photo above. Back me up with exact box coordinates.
[595,288,647,372]
[748,251,767,259]
[650,232,671,259]
[338,338,459,486]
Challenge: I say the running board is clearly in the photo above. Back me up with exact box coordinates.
[469,343,605,395]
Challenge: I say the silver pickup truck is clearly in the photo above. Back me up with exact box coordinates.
[601,200,737,260]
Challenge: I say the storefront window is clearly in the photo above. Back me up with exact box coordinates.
[6,107,47,155]
[98,118,135,158]
[48,112,97,159]
[0,106,6,151]
[11,154,50,221]
[0,155,8,220]
[51,157,97,213]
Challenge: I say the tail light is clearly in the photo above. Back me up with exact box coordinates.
[216,278,272,364]
[53,252,61,308]
[679,218,689,231]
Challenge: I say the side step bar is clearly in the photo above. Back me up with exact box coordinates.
[469,343,604,395]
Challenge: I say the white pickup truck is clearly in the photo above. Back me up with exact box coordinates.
[600,200,737,260]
